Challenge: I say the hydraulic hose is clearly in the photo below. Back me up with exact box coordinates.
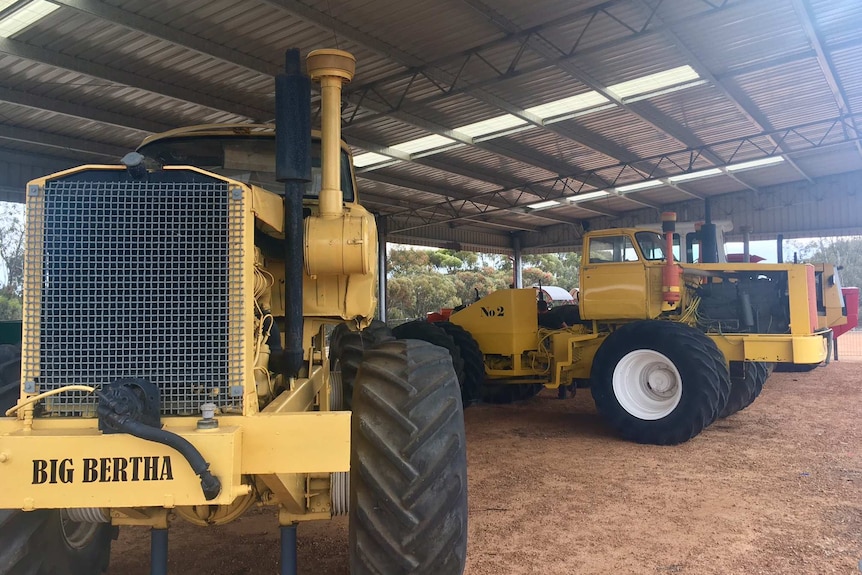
[97,404,221,501]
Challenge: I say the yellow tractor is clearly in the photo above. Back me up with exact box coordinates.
[410,213,834,445]
[0,49,468,575]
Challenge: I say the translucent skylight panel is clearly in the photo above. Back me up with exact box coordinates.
[456,114,528,139]
[668,168,723,183]
[0,0,59,38]
[616,180,663,193]
[727,156,785,171]
[391,134,456,155]
[526,92,609,121]
[527,200,560,210]
[353,152,392,168]
[567,190,611,203]
[608,65,700,99]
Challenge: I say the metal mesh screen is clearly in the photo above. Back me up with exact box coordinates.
[24,174,246,416]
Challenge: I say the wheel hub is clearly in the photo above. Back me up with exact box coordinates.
[59,510,101,550]
[645,365,677,396]
[613,349,683,420]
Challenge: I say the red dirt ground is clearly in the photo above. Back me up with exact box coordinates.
[108,362,862,575]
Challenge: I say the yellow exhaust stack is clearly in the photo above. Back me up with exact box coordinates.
[298,48,376,321]
[306,49,355,219]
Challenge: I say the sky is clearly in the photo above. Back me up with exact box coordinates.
[726,240,780,262]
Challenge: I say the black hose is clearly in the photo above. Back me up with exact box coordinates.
[97,408,221,501]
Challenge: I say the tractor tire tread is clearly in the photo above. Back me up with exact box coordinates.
[349,339,468,575]
[0,349,112,575]
[391,321,467,403]
[590,321,731,445]
[436,322,483,406]
[720,361,769,418]
[330,320,394,410]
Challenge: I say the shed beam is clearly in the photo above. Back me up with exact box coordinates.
[0,125,126,158]
[359,171,569,228]
[460,0,726,166]
[0,86,173,133]
[274,0,675,169]
[789,0,862,161]
[0,38,269,120]
[35,0,618,185]
[633,0,813,182]
[49,0,279,77]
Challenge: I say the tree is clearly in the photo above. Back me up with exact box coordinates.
[0,205,24,320]
[450,269,509,305]
[384,246,583,320]
[387,276,417,321]
[386,273,460,320]
[0,206,24,298]
[0,293,22,321]
[522,266,554,287]
[555,252,582,291]
[522,252,581,290]
[428,251,464,273]
[387,248,432,276]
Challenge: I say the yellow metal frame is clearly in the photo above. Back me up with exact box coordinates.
[4,162,359,519]
[1,50,379,531]
[0,411,349,510]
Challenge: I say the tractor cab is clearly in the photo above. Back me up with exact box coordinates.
[578,228,670,321]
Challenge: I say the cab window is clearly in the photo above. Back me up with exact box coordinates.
[686,232,700,263]
[635,231,667,261]
[589,236,639,264]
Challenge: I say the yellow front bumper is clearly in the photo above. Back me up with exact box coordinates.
[710,331,829,364]
[0,412,350,510]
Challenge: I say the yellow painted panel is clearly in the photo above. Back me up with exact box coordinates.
[580,262,650,319]
[0,427,241,509]
[0,412,351,510]
[710,333,827,364]
[241,412,350,474]
[450,289,538,355]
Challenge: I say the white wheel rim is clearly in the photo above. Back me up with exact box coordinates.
[612,349,682,420]
[59,510,101,550]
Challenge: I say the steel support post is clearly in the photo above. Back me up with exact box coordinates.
[280,523,299,575]
[150,528,168,575]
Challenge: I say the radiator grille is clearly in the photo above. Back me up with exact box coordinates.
[24,173,247,416]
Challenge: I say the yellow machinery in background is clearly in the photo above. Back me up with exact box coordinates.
[0,49,468,575]
[415,213,835,446]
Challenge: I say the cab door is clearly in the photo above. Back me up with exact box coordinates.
[580,234,649,319]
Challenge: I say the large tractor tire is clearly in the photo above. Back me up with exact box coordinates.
[537,304,588,329]
[590,321,731,445]
[719,361,769,418]
[349,339,468,575]
[391,320,469,406]
[330,320,394,410]
[0,510,112,575]
[436,322,483,406]
[0,348,113,575]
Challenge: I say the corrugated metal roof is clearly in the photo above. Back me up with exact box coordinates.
[0,0,860,251]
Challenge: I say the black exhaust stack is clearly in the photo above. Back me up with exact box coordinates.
[275,49,311,380]
[700,198,719,264]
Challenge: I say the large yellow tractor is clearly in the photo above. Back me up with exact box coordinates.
[0,49,468,575]
[411,214,834,445]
